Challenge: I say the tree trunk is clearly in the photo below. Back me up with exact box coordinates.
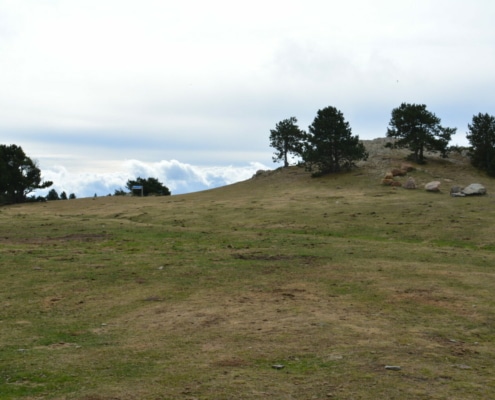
[284,140,289,167]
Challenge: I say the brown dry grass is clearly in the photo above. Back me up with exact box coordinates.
[1,144,495,399]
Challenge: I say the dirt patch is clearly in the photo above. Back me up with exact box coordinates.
[0,233,109,245]
[34,342,80,350]
[232,252,318,263]
[213,357,251,367]
[54,233,110,242]
[389,286,479,320]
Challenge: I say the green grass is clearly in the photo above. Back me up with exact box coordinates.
[1,154,495,399]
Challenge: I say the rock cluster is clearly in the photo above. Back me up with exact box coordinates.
[381,164,487,197]
[381,163,416,187]
[381,172,401,186]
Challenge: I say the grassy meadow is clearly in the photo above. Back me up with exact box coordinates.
[1,147,495,399]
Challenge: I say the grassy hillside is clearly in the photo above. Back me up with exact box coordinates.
[1,142,495,399]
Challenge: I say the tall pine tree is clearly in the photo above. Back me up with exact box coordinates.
[303,106,367,175]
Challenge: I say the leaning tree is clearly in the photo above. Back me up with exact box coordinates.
[0,144,53,204]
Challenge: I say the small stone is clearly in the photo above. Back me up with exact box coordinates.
[385,365,401,371]
[452,364,472,370]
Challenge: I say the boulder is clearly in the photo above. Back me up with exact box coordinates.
[462,183,487,196]
[403,177,416,189]
[401,163,415,172]
[391,168,407,177]
[425,181,441,192]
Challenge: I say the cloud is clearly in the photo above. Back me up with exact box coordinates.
[34,159,269,198]
[1,0,494,180]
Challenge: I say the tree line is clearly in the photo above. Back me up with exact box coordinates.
[270,103,495,176]
[0,144,172,204]
[2,102,494,204]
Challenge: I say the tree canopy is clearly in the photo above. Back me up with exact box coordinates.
[46,189,60,201]
[0,144,53,204]
[302,106,368,175]
[386,103,455,163]
[126,177,171,196]
[466,112,495,176]
[269,117,305,167]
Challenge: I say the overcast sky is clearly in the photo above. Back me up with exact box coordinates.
[1,0,494,196]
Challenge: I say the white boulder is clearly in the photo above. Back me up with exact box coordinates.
[462,183,486,196]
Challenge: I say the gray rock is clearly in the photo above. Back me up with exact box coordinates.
[403,177,416,189]
[450,186,465,197]
[425,181,441,192]
[461,183,486,196]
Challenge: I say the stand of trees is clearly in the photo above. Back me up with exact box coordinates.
[269,104,495,178]
[269,106,368,175]
[46,189,76,201]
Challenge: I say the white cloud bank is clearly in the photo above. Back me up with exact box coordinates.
[35,159,269,198]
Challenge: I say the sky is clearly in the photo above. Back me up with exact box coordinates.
[1,0,494,197]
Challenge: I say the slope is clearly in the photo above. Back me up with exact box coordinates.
[0,140,495,399]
